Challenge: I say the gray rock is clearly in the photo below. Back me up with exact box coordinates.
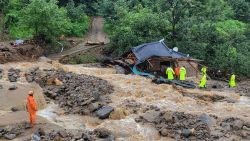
[88,103,100,112]
[4,133,16,140]
[221,122,231,131]
[9,85,17,90]
[11,106,21,112]
[233,119,244,130]
[74,132,83,139]
[160,128,169,136]
[142,110,161,123]
[0,69,3,79]
[96,106,114,119]
[8,68,21,82]
[94,128,111,138]
[181,129,191,138]
[59,130,68,138]
[32,134,41,141]
[0,84,3,89]
[114,65,125,74]
[198,113,213,127]
[25,123,32,129]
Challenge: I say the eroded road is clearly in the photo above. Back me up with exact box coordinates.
[48,17,109,60]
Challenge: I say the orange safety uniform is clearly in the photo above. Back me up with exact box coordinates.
[27,95,37,126]
[175,67,180,78]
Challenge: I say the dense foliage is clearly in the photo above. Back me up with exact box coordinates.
[0,0,249,76]
[1,0,90,42]
[100,0,250,77]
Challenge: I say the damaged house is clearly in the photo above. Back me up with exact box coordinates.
[114,40,200,78]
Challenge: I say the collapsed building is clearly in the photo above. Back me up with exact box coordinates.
[114,39,201,79]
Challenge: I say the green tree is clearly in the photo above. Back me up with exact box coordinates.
[14,0,71,42]
[65,0,90,36]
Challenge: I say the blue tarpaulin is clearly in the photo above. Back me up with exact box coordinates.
[131,40,190,64]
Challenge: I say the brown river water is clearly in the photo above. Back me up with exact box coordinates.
[1,62,250,140]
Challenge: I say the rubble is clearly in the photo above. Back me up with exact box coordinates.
[25,67,40,82]
[26,69,114,116]
[137,110,250,140]
[0,122,115,141]
[27,128,114,141]
[8,68,21,82]
[0,122,32,140]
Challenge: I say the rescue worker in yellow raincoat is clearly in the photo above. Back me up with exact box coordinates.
[229,74,236,87]
[201,66,207,75]
[199,74,207,88]
[179,66,186,81]
[166,67,175,80]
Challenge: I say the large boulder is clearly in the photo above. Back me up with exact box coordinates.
[96,106,114,119]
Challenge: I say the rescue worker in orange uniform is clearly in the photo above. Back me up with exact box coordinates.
[174,65,180,79]
[27,91,38,127]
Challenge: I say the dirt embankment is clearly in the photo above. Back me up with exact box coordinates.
[0,43,43,64]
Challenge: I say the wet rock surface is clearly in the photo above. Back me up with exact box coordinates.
[0,122,32,140]
[8,68,21,82]
[137,110,250,141]
[25,128,114,141]
[25,67,40,82]
[96,106,114,119]
[26,68,114,116]
[0,122,114,141]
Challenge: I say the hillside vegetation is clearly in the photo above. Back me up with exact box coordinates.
[0,0,250,77]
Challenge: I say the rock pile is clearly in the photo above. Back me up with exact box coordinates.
[8,68,21,82]
[136,110,250,140]
[25,67,40,82]
[26,68,114,117]
[27,128,114,141]
[0,122,32,140]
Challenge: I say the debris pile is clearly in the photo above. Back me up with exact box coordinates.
[0,122,32,140]
[26,68,114,117]
[8,68,21,82]
[0,43,43,64]
[0,123,114,141]
[25,67,40,82]
[136,110,250,140]
[28,128,114,141]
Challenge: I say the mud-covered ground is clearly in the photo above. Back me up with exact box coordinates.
[0,61,250,140]
[0,42,43,64]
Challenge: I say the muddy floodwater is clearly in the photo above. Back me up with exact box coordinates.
[0,62,250,140]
